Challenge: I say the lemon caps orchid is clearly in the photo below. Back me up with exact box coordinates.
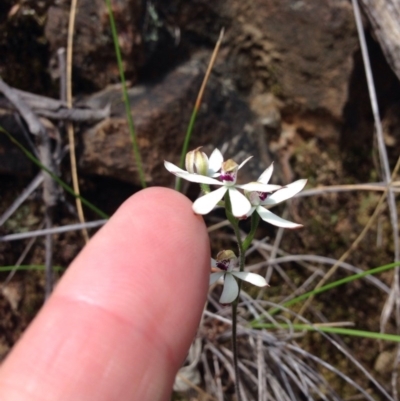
[165,149,282,217]
[210,250,268,304]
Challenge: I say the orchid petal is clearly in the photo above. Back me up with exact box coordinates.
[193,186,227,215]
[164,160,188,175]
[238,182,282,192]
[257,163,274,184]
[208,148,223,175]
[220,273,239,303]
[257,207,302,228]
[210,272,224,285]
[165,161,223,185]
[232,271,268,287]
[228,188,252,217]
[238,155,253,170]
[246,206,257,217]
[177,173,221,185]
[262,179,307,205]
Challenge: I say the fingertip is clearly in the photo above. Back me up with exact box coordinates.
[0,187,211,401]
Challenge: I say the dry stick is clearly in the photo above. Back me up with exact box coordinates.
[295,156,400,322]
[0,90,109,121]
[353,0,400,333]
[298,181,400,197]
[194,29,225,114]
[0,220,107,242]
[0,77,58,299]
[66,0,89,244]
[353,2,400,397]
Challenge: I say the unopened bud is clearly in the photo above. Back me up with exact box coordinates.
[185,147,209,175]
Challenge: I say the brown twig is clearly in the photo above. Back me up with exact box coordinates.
[66,0,89,244]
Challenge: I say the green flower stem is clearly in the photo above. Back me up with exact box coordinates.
[231,299,241,401]
[243,211,260,251]
[200,183,210,194]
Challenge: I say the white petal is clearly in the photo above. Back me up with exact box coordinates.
[238,155,253,170]
[208,148,223,174]
[263,179,307,205]
[228,188,251,217]
[181,174,223,185]
[257,163,274,184]
[220,273,239,303]
[232,271,268,287]
[257,207,302,228]
[238,182,282,192]
[210,272,224,285]
[246,206,257,217]
[165,163,223,185]
[164,160,187,175]
[193,186,227,214]
[211,258,217,268]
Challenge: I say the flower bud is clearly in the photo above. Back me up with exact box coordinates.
[185,147,209,175]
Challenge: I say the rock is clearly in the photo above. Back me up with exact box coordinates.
[157,0,358,119]
[79,53,268,187]
[44,0,143,90]
[361,0,400,82]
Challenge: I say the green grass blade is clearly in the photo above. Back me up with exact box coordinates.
[265,261,400,316]
[251,322,400,343]
[0,265,65,272]
[105,0,146,189]
[1,126,109,219]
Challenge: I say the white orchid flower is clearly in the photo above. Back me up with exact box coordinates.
[165,150,281,217]
[245,163,307,228]
[210,250,268,304]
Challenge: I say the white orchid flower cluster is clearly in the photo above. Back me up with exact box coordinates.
[164,147,306,303]
[164,147,306,226]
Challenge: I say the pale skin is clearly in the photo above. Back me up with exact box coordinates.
[0,187,210,401]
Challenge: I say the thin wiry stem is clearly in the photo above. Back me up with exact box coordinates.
[224,191,243,400]
[175,29,224,191]
[231,301,241,401]
[66,0,89,243]
[352,7,400,379]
